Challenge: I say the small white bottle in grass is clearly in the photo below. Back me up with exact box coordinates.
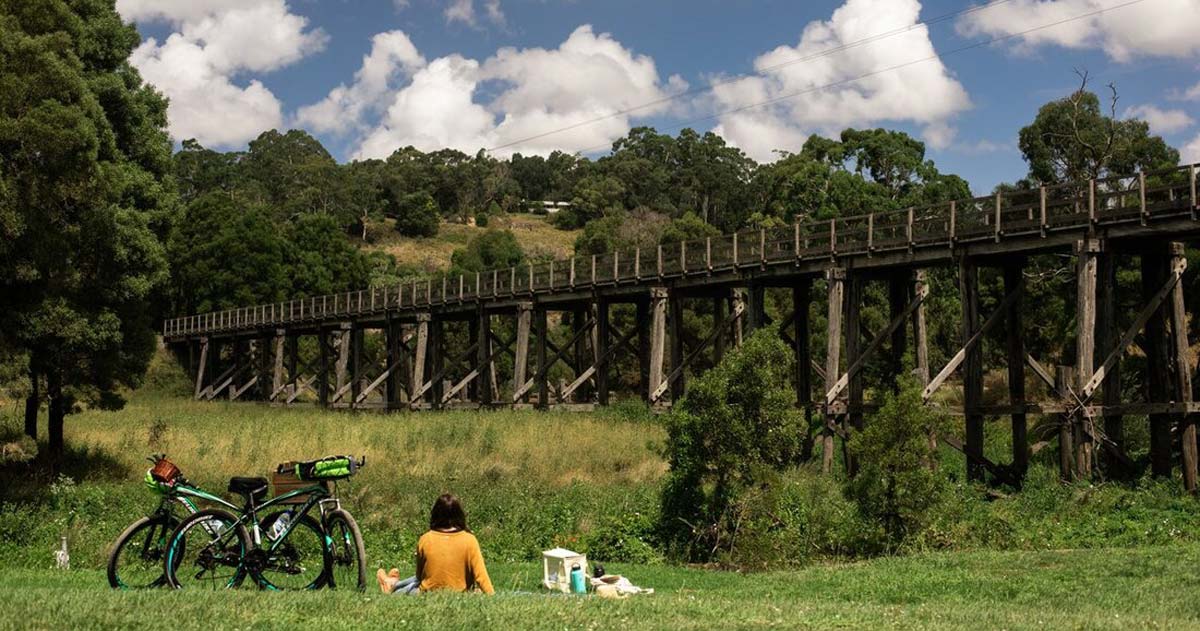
[55,537,69,570]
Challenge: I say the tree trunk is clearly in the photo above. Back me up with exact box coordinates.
[24,362,38,440]
[47,368,64,462]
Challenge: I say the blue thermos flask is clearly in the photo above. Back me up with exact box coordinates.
[570,563,586,594]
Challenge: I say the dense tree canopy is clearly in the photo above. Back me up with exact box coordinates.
[0,0,174,456]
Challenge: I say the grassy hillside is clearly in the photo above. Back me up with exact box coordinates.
[365,213,580,274]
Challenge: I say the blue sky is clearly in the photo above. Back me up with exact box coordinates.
[119,0,1200,194]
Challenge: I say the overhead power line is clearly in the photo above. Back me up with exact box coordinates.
[490,0,1149,157]
[569,0,1149,156]
[486,0,1020,153]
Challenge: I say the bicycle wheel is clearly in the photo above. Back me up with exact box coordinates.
[107,514,180,589]
[164,509,250,590]
[255,510,328,591]
[323,508,366,591]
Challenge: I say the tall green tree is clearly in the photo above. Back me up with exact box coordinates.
[0,0,173,457]
[1019,78,1179,184]
[168,194,289,314]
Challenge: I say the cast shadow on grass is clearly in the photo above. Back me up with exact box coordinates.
[0,440,131,502]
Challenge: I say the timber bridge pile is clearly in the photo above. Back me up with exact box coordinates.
[165,164,1200,489]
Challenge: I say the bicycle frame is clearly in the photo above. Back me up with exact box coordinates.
[185,482,338,583]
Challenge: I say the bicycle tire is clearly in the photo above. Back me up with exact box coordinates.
[255,510,328,591]
[164,508,251,590]
[323,508,367,591]
[107,514,180,589]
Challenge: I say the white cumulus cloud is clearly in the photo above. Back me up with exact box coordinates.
[118,0,326,148]
[955,0,1200,62]
[1173,81,1200,102]
[1124,104,1195,135]
[1184,134,1200,164]
[443,0,504,27]
[295,31,426,135]
[342,25,687,159]
[710,0,971,162]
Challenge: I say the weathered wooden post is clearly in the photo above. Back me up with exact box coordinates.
[385,319,404,410]
[1075,239,1099,476]
[318,329,331,408]
[1097,251,1123,477]
[960,259,985,482]
[571,307,592,402]
[335,324,351,402]
[669,291,686,403]
[1143,247,1173,477]
[1004,260,1028,479]
[1167,243,1197,492]
[429,317,444,410]
[647,288,668,403]
[730,289,746,348]
[477,306,493,407]
[271,330,285,403]
[746,284,767,333]
[286,334,298,403]
[596,300,611,406]
[535,307,549,409]
[410,314,429,410]
[823,268,845,474]
[1056,365,1076,480]
[194,337,210,401]
[845,273,864,477]
[637,297,651,402]
[512,302,532,406]
[912,270,930,386]
[350,327,364,408]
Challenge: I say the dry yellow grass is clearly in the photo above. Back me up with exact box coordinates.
[63,395,665,489]
[365,214,580,273]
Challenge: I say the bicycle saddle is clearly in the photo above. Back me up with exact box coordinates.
[228,476,269,503]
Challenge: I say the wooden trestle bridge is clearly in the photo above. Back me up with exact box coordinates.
[165,164,1200,489]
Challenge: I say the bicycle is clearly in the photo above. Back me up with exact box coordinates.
[161,455,367,591]
[106,455,241,589]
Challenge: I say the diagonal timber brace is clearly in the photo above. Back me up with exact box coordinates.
[649,301,746,404]
[355,358,404,405]
[560,324,639,402]
[1078,257,1186,401]
[512,316,596,402]
[410,341,480,402]
[1023,351,1137,471]
[923,278,1024,402]
[826,284,927,404]
[285,374,318,404]
[442,340,509,405]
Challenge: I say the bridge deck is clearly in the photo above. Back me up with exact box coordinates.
[164,164,1198,340]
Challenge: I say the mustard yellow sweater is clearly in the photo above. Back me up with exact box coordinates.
[416,529,494,594]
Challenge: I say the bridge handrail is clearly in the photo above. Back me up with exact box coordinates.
[162,163,1200,338]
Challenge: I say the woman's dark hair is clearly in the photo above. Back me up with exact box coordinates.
[429,493,468,532]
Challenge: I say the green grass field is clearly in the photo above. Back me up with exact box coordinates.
[3,547,1200,630]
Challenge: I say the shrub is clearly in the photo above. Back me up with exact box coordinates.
[845,376,951,544]
[581,509,663,565]
[659,329,805,561]
[392,191,440,237]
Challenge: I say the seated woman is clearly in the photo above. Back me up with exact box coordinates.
[377,493,494,595]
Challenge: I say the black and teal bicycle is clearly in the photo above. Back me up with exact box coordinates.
[161,456,367,591]
[106,455,239,589]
